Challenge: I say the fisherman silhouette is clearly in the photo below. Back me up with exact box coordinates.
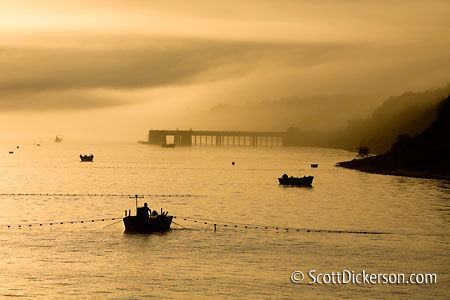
[137,202,151,218]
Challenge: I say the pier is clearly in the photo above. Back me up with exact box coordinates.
[145,129,285,146]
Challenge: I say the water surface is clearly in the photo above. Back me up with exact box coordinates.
[0,142,448,299]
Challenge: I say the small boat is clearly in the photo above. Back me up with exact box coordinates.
[54,136,63,143]
[278,174,314,187]
[162,143,176,148]
[80,154,94,162]
[123,211,173,233]
[311,164,318,168]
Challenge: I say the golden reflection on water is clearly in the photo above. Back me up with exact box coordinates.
[0,142,449,299]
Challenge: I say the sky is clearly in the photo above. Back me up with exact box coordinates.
[1,0,449,142]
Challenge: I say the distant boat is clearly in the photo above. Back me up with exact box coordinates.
[123,211,173,233]
[54,136,63,143]
[9,151,13,154]
[311,164,318,168]
[80,154,94,162]
[278,174,314,187]
[162,143,176,148]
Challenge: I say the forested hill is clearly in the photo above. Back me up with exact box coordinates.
[284,83,450,153]
[336,83,450,153]
[337,95,450,179]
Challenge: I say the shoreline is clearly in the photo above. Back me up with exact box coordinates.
[337,160,450,181]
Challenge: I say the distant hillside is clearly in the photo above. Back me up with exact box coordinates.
[284,83,450,153]
[337,95,450,179]
[193,94,382,132]
[337,83,450,153]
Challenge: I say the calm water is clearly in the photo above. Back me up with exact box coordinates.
[0,142,449,299]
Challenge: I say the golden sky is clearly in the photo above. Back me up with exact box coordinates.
[1,0,449,141]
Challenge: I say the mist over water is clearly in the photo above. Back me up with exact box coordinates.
[2,1,450,142]
[0,142,448,299]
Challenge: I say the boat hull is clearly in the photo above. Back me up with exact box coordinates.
[278,176,314,187]
[80,155,94,162]
[162,144,176,148]
[122,215,173,233]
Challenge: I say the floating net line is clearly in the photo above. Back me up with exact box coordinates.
[3,215,388,235]
[173,216,388,235]
[0,193,206,198]
[3,217,121,228]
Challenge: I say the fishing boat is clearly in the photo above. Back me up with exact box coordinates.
[54,136,63,142]
[162,143,176,148]
[123,211,173,233]
[311,164,318,168]
[80,154,94,162]
[278,174,314,187]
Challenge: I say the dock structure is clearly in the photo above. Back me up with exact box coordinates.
[146,129,285,146]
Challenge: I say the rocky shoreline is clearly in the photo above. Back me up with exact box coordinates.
[337,159,450,181]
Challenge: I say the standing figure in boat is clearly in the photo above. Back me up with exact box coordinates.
[123,201,173,233]
[137,203,151,218]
